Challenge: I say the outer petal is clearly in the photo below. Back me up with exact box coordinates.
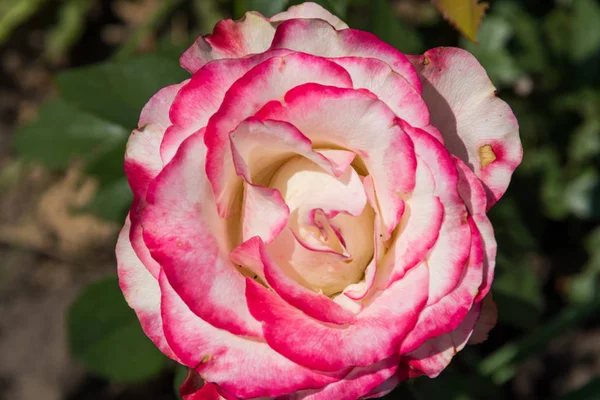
[205,53,353,217]
[399,217,483,354]
[363,364,409,399]
[468,294,498,344]
[142,132,262,337]
[165,49,291,163]
[270,18,421,92]
[292,357,401,400]
[406,301,481,378]
[255,84,416,239]
[139,81,188,129]
[401,123,471,305]
[409,47,522,207]
[160,273,342,399]
[455,157,497,302]
[180,12,275,74]
[124,124,165,279]
[246,263,429,372]
[331,57,429,128]
[271,2,349,30]
[116,217,177,360]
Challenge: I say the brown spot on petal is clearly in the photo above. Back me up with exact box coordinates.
[423,57,430,65]
[479,144,496,168]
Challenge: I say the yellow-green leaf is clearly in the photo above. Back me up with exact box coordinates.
[432,0,488,42]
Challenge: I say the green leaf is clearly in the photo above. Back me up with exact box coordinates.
[570,0,600,62]
[479,300,600,384]
[68,278,167,383]
[371,0,424,54]
[565,169,600,220]
[83,178,132,222]
[13,99,128,170]
[461,16,521,86]
[493,254,545,330]
[56,54,189,129]
[248,0,288,17]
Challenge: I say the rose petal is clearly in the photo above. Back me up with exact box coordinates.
[242,182,289,244]
[116,217,178,360]
[229,118,350,185]
[292,357,401,400]
[455,157,497,302]
[139,81,188,129]
[402,122,471,305]
[271,2,349,30]
[331,57,429,128]
[238,237,357,325]
[408,47,522,207]
[399,217,484,354]
[255,84,417,239]
[205,53,353,217]
[142,132,262,337]
[180,12,275,74]
[468,294,498,345]
[165,49,291,163]
[406,301,481,377]
[160,273,342,398]
[270,18,421,92]
[245,263,429,372]
[124,124,165,279]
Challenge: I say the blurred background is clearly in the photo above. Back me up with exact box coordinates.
[0,0,599,399]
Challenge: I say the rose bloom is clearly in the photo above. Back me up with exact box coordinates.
[116,2,522,399]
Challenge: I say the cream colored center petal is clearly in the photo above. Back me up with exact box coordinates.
[268,156,375,296]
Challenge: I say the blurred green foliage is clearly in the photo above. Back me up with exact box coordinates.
[68,278,167,382]
[7,0,600,398]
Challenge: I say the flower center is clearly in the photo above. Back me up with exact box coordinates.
[267,156,374,296]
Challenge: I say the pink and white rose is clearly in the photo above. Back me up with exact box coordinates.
[116,3,522,399]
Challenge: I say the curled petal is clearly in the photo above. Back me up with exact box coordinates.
[239,237,357,325]
[468,294,498,345]
[255,84,416,239]
[246,263,429,372]
[205,53,353,217]
[242,183,289,244]
[180,12,275,74]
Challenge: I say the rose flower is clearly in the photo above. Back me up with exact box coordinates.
[116,3,522,399]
